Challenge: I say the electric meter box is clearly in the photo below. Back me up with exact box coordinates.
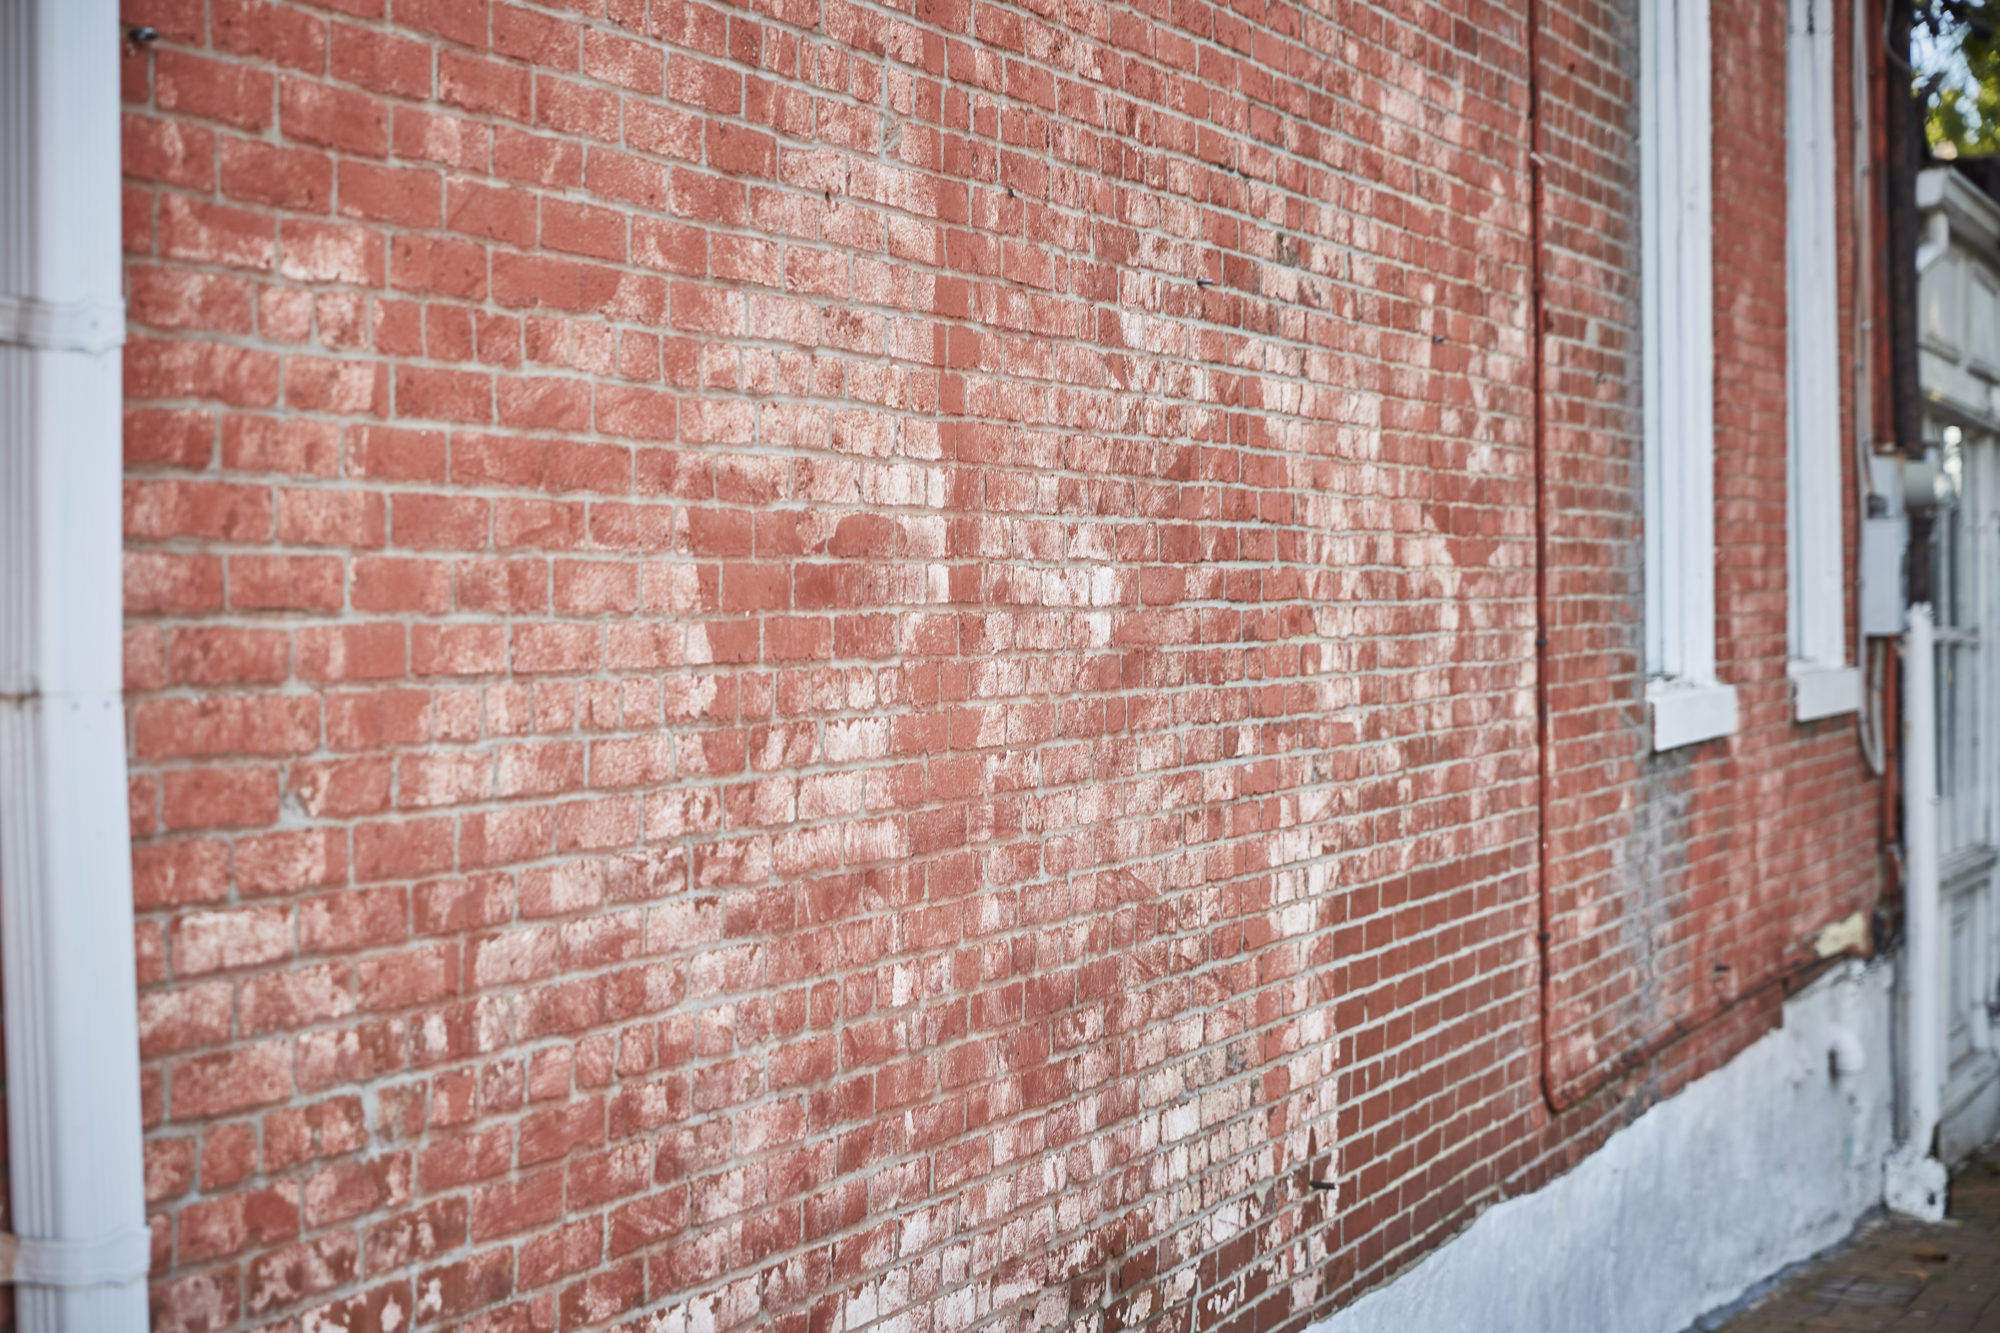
[1860,454,1908,637]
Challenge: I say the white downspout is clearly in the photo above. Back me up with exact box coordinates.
[1886,602,1948,1220]
[0,0,153,1324]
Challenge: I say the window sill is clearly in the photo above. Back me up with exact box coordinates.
[1790,662,1860,722]
[1648,678,1739,752]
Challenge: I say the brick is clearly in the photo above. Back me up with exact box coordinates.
[150,1269,242,1333]
[553,560,637,615]
[469,1168,563,1241]
[493,498,583,549]
[125,407,216,469]
[582,30,662,93]
[540,198,626,262]
[394,0,490,48]
[158,195,276,272]
[338,161,443,227]
[594,385,676,440]
[223,415,341,476]
[425,303,476,361]
[390,234,488,300]
[519,1215,601,1288]
[331,23,434,99]
[325,689,429,751]
[263,1097,369,1172]
[706,122,774,178]
[392,107,492,172]
[457,558,549,613]
[494,124,583,186]
[280,77,390,156]
[277,487,386,546]
[535,75,620,141]
[374,297,424,354]
[200,1124,259,1193]
[461,805,554,866]
[665,56,740,115]
[353,817,455,882]
[494,4,577,68]
[156,50,276,130]
[134,695,321,760]
[496,742,585,797]
[259,285,314,342]
[511,623,597,673]
[353,557,451,613]
[295,1020,404,1090]
[298,888,407,959]
[440,51,531,121]
[213,0,328,71]
[128,268,255,338]
[146,1136,198,1205]
[296,622,408,681]
[357,943,459,1011]
[171,906,292,976]
[126,551,225,616]
[492,380,592,434]
[296,1282,413,1333]
[241,962,356,1035]
[585,148,670,211]
[133,839,232,909]
[364,1196,469,1273]
[411,623,508,676]
[167,627,290,686]
[395,366,493,423]
[279,219,386,286]
[631,217,703,275]
[290,756,394,818]
[112,7,1896,1332]
[162,765,281,829]
[218,138,333,211]
[284,355,390,415]
[235,828,350,896]
[392,492,490,549]
[445,179,539,247]
[124,115,216,190]
[229,554,345,612]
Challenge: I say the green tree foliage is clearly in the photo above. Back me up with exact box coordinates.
[1918,0,2000,158]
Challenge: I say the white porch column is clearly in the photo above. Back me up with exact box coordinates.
[1886,602,1948,1221]
[0,1,152,1326]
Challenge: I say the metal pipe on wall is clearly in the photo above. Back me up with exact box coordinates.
[1902,602,1941,1144]
[1885,601,1946,1219]
[1853,0,1887,776]
[0,0,153,1323]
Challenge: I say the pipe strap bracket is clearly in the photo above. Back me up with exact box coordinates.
[0,294,126,354]
[0,1225,152,1286]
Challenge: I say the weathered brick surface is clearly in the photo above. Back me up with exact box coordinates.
[109,0,1883,1331]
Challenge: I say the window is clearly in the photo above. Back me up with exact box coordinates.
[1786,0,1859,720]
[1642,0,1737,749]
[1934,426,1992,859]
[1930,426,2000,1100]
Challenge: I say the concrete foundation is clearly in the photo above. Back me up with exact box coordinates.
[1311,960,1898,1333]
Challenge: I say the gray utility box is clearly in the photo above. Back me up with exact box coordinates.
[1860,453,1908,638]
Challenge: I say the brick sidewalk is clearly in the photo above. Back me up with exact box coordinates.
[1712,1151,2000,1331]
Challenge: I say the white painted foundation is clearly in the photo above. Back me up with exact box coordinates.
[1311,960,1898,1333]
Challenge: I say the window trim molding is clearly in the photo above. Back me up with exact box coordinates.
[1790,661,1862,721]
[1649,678,1741,752]
[1642,0,1736,750]
[1786,0,1854,722]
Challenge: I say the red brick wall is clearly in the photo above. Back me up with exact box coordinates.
[111,0,1885,1331]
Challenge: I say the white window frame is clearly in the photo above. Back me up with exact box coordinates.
[1786,0,1861,720]
[1642,0,1738,750]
